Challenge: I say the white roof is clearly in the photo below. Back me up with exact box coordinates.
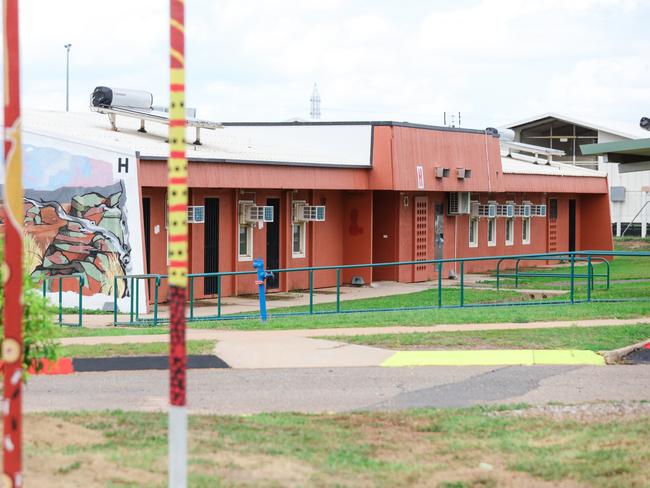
[501,156,606,178]
[501,112,649,140]
[22,110,373,168]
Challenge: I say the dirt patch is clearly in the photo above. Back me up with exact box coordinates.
[495,402,650,423]
[427,465,586,488]
[12,416,164,488]
[194,451,316,487]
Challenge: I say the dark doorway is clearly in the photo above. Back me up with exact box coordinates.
[266,198,281,289]
[434,202,444,261]
[142,197,151,274]
[204,198,219,294]
[568,199,576,252]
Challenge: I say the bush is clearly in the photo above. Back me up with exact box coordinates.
[0,237,59,374]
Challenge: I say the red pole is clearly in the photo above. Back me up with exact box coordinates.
[168,0,188,486]
[2,0,24,486]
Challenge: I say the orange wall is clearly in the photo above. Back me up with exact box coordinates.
[341,192,373,284]
[580,193,614,251]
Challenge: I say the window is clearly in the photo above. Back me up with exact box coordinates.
[505,218,514,246]
[487,219,496,247]
[469,218,478,247]
[292,222,306,258]
[522,218,531,245]
[238,224,252,260]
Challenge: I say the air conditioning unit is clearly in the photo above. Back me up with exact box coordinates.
[187,206,205,224]
[293,201,326,222]
[487,201,497,218]
[497,203,515,218]
[435,167,450,178]
[470,200,480,218]
[456,168,472,179]
[239,200,274,224]
[447,192,471,215]
[534,204,547,217]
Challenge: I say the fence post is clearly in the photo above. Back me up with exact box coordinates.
[515,260,520,288]
[78,276,84,327]
[437,261,443,308]
[58,276,63,326]
[606,259,610,290]
[42,279,46,298]
[113,277,118,326]
[189,276,194,321]
[135,278,140,321]
[129,277,135,325]
[217,274,222,319]
[153,276,160,326]
[336,268,341,313]
[587,255,592,302]
[460,261,465,307]
[496,259,501,290]
[570,254,575,304]
[309,270,314,315]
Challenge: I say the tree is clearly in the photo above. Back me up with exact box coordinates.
[0,237,59,374]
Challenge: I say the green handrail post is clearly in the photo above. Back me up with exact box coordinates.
[569,254,575,304]
[217,274,222,319]
[437,261,443,308]
[113,277,118,326]
[309,270,314,315]
[587,255,592,302]
[58,277,63,326]
[78,275,84,327]
[153,276,160,326]
[606,258,610,290]
[129,277,135,325]
[515,259,520,288]
[496,259,501,290]
[459,261,465,307]
[336,268,341,313]
[135,277,140,321]
[189,276,195,321]
[42,279,46,298]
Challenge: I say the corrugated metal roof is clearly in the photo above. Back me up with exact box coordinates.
[501,156,606,178]
[501,112,650,140]
[22,110,373,167]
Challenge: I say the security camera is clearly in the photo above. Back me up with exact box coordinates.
[640,117,650,131]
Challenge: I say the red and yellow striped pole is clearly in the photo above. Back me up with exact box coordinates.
[168,0,188,486]
[2,0,24,486]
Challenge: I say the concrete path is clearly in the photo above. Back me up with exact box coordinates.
[24,364,650,414]
[59,316,650,369]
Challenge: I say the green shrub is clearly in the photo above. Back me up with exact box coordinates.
[0,237,59,374]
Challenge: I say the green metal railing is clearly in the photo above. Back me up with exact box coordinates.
[111,250,650,327]
[37,273,85,326]
[495,255,610,290]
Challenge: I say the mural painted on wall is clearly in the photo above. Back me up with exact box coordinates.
[20,144,132,302]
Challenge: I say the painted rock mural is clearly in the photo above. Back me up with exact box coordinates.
[24,182,130,297]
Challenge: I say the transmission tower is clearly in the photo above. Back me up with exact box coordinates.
[310,83,321,120]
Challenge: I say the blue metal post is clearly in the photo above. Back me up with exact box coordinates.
[253,258,272,322]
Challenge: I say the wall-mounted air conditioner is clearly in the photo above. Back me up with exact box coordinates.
[187,206,205,224]
[447,192,471,215]
[497,203,515,218]
[435,167,450,178]
[293,201,326,222]
[470,201,480,218]
[239,200,274,224]
[487,201,497,218]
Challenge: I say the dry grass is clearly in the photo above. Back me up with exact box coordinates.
[100,252,126,297]
[23,232,44,275]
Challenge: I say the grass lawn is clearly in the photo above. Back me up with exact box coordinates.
[322,324,650,351]
[55,300,650,337]
[59,340,216,358]
[24,405,650,487]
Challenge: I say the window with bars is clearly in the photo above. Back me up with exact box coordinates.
[469,218,479,248]
[487,218,496,246]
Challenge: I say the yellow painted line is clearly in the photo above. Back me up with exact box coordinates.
[381,350,605,367]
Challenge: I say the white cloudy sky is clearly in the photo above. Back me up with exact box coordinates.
[11,0,650,129]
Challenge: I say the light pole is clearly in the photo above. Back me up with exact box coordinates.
[64,43,71,111]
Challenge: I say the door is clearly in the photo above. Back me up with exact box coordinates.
[434,202,444,261]
[547,198,558,253]
[413,196,429,282]
[568,199,576,252]
[266,198,281,289]
[142,198,151,274]
[204,198,219,294]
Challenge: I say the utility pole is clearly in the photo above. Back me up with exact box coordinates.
[64,43,71,111]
